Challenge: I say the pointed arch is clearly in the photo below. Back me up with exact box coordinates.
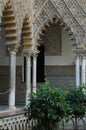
[34,0,85,48]
[36,15,76,48]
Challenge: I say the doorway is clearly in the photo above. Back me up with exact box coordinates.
[37,44,45,82]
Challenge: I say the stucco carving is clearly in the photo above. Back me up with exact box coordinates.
[34,0,86,48]
[0,0,86,50]
[0,0,33,49]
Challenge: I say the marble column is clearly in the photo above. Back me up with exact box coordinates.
[9,50,16,109]
[25,53,31,105]
[32,55,37,93]
[81,55,86,85]
[75,55,80,87]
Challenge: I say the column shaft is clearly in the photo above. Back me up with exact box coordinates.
[33,55,37,93]
[9,51,16,109]
[26,55,31,105]
[75,55,80,87]
[81,56,85,85]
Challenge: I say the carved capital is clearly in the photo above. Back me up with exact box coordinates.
[7,43,20,53]
[32,49,40,57]
[73,47,86,57]
[23,50,33,57]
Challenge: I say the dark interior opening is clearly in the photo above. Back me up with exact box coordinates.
[24,56,26,82]
[37,44,45,82]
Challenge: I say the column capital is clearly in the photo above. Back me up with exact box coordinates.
[23,50,33,57]
[81,54,86,59]
[7,43,20,53]
[74,53,81,60]
[9,51,16,56]
[32,50,40,57]
[73,47,86,57]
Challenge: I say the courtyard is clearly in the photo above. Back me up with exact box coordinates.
[0,0,86,129]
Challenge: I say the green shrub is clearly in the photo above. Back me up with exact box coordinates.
[66,87,86,118]
[25,80,69,130]
[66,87,86,129]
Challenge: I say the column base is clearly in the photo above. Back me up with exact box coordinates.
[33,86,36,93]
[8,106,16,110]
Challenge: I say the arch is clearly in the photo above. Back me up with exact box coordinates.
[21,14,32,49]
[36,15,76,48]
[34,0,85,48]
[2,0,17,46]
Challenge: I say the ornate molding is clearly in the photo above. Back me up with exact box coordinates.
[73,47,86,57]
[33,0,86,47]
[7,43,20,53]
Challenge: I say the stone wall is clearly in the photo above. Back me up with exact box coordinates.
[45,65,75,87]
[45,65,75,76]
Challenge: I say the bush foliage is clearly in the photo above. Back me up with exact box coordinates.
[25,81,86,130]
[66,87,86,118]
[25,80,69,130]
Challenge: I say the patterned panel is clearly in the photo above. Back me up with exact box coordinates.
[43,0,55,16]
[63,0,86,31]
[37,9,48,24]
[34,0,86,47]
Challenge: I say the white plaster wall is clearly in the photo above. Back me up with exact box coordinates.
[45,29,75,65]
